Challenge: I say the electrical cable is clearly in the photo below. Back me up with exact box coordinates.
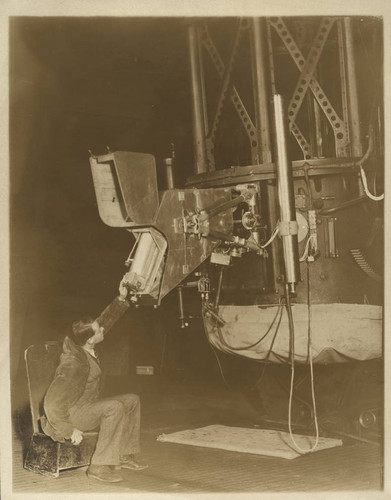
[299,234,317,262]
[261,225,280,249]
[215,302,282,351]
[356,89,384,201]
[286,267,319,453]
[250,300,284,388]
[260,297,284,362]
[201,297,285,389]
[201,304,232,390]
[274,373,316,414]
[359,164,384,201]
[305,261,319,445]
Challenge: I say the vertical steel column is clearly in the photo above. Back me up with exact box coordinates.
[266,181,282,293]
[343,17,362,157]
[188,25,208,174]
[273,95,300,294]
[251,18,272,164]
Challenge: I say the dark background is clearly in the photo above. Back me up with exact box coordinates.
[10,17,206,405]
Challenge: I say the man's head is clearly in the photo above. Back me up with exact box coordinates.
[71,317,105,347]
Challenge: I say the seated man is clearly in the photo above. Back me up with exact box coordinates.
[42,281,148,483]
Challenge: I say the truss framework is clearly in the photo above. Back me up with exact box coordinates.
[189,16,360,170]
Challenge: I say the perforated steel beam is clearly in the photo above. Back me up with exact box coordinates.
[200,24,259,163]
[268,17,350,157]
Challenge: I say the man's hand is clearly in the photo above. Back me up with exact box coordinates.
[119,276,129,301]
[71,428,83,445]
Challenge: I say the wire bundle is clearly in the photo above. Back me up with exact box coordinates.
[299,233,317,262]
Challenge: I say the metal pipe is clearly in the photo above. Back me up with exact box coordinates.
[214,267,225,310]
[273,95,300,293]
[251,18,272,164]
[343,17,362,157]
[177,286,186,328]
[163,158,175,189]
[188,25,208,174]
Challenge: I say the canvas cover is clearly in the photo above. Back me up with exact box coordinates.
[204,303,382,364]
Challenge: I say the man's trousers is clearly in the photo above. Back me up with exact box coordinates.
[69,393,141,466]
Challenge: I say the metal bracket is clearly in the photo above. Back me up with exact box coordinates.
[181,211,210,237]
[324,217,338,258]
[279,220,299,236]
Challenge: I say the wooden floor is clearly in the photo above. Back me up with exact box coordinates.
[12,378,383,494]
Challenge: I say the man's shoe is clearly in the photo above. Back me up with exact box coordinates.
[118,454,148,471]
[87,464,123,483]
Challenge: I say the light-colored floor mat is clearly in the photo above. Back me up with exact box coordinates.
[157,424,342,459]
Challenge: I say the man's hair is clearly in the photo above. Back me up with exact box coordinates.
[71,316,96,346]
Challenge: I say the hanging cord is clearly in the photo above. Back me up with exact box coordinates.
[261,224,280,249]
[215,301,282,351]
[356,84,383,202]
[201,298,284,389]
[286,271,319,453]
[357,124,384,201]
[299,233,317,262]
[250,298,285,389]
[201,303,232,390]
[305,261,319,445]
[265,297,284,360]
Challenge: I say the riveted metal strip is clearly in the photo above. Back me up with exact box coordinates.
[268,17,349,157]
[267,18,312,157]
[336,19,351,154]
[207,19,247,143]
[200,24,259,162]
[291,123,313,159]
[287,17,336,128]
